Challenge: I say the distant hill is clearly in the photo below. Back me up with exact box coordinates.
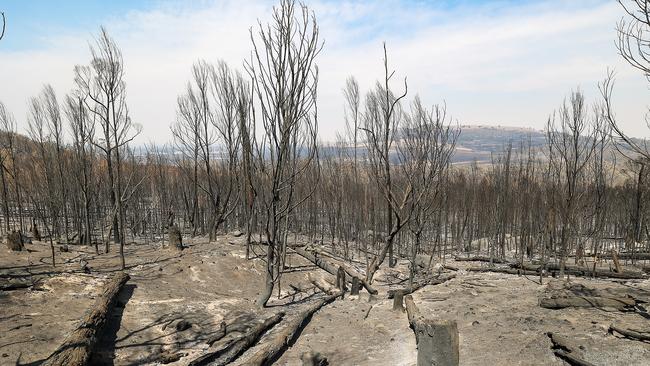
[453,125,546,164]
[137,124,649,166]
[316,125,548,164]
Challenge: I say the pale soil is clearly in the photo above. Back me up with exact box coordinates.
[1,235,649,365]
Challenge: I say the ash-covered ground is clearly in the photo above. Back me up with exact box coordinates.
[1,235,649,365]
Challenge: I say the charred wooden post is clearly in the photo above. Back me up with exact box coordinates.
[405,295,459,366]
[350,276,360,296]
[31,218,41,241]
[393,291,405,312]
[611,250,621,273]
[42,272,130,366]
[336,266,347,293]
[168,225,183,251]
[5,230,23,251]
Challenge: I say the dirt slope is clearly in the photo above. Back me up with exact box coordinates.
[1,236,649,365]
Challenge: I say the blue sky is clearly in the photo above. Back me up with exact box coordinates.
[0,1,155,49]
[0,0,648,143]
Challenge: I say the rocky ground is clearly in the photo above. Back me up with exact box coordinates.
[1,235,649,365]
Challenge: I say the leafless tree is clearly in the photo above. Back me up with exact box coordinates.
[360,43,408,281]
[75,27,141,269]
[399,98,458,284]
[0,102,15,234]
[546,91,604,277]
[246,0,322,307]
[172,60,246,239]
[617,1,650,79]
[40,85,71,244]
[146,144,173,241]
[600,2,650,159]
[171,64,204,237]
[27,89,59,266]
[208,61,244,236]
[490,143,513,261]
[344,76,361,171]
[356,45,461,284]
[342,76,364,253]
[236,72,256,258]
[0,12,5,41]
[66,92,96,251]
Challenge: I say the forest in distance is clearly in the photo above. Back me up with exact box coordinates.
[1,1,650,366]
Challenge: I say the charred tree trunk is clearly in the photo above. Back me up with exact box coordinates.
[405,295,459,366]
[42,272,130,366]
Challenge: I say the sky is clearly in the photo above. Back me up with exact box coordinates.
[0,0,649,144]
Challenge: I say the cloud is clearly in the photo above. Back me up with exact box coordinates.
[0,0,648,144]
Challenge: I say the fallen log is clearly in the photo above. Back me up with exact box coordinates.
[205,321,227,346]
[461,280,497,288]
[0,278,34,291]
[301,246,372,291]
[293,247,377,295]
[187,312,285,366]
[553,349,594,366]
[404,295,459,366]
[308,274,337,295]
[601,252,650,260]
[511,263,646,280]
[245,292,341,366]
[546,332,595,366]
[453,255,511,264]
[388,273,456,300]
[539,296,637,311]
[466,267,539,276]
[609,324,650,342]
[42,272,130,366]
[309,246,365,267]
[153,350,184,364]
